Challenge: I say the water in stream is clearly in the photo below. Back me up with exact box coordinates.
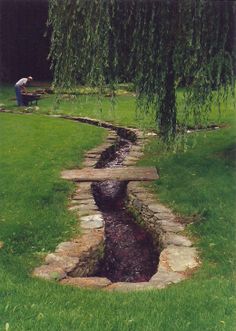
[92,138,158,283]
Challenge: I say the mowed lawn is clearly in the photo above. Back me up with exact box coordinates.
[0,87,235,330]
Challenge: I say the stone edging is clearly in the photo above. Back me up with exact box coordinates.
[28,115,200,291]
[0,110,201,290]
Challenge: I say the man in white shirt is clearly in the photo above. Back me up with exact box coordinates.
[15,76,33,106]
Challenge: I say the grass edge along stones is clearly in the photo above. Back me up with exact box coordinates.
[32,116,200,291]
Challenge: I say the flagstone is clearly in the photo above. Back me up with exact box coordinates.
[159,246,199,273]
[61,277,111,289]
[150,270,185,286]
[162,233,192,247]
[32,265,66,281]
[158,220,185,232]
[45,254,80,273]
[148,203,171,214]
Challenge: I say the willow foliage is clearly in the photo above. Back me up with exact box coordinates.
[48,0,235,141]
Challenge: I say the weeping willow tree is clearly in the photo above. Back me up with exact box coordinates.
[48,0,235,141]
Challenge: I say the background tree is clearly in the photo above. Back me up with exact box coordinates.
[48,0,235,141]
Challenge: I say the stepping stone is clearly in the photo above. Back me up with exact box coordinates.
[61,167,158,182]
[60,277,111,289]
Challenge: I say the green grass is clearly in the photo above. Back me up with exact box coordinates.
[1,84,234,131]
[0,84,154,129]
[0,85,235,330]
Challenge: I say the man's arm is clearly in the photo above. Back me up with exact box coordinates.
[21,84,27,93]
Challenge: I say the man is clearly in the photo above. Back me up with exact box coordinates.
[15,76,33,106]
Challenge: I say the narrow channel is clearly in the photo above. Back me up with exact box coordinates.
[92,137,159,283]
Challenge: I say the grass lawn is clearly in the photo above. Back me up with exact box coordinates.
[0,85,235,330]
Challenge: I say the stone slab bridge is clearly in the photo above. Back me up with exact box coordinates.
[61,166,159,182]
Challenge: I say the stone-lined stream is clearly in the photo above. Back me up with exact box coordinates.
[92,138,159,282]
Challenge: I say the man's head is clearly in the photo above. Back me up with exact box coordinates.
[27,76,33,81]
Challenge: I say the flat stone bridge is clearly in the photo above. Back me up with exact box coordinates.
[61,166,159,182]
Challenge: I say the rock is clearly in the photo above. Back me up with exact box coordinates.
[129,145,143,152]
[85,155,99,160]
[124,156,140,162]
[148,203,171,214]
[56,231,104,257]
[76,183,92,191]
[83,159,97,167]
[80,220,103,230]
[73,194,93,200]
[60,277,111,289]
[132,198,143,211]
[128,182,145,193]
[80,214,104,229]
[159,245,199,273]
[80,214,102,220]
[71,199,95,205]
[162,233,192,247]
[135,192,155,202]
[129,151,144,158]
[85,153,100,158]
[123,160,136,166]
[154,212,176,221]
[55,241,82,256]
[105,282,161,292]
[32,265,66,280]
[158,220,185,232]
[68,205,80,211]
[150,270,185,287]
[77,209,98,217]
[45,253,79,273]
[76,204,98,211]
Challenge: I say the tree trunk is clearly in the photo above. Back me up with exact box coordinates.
[159,49,176,140]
